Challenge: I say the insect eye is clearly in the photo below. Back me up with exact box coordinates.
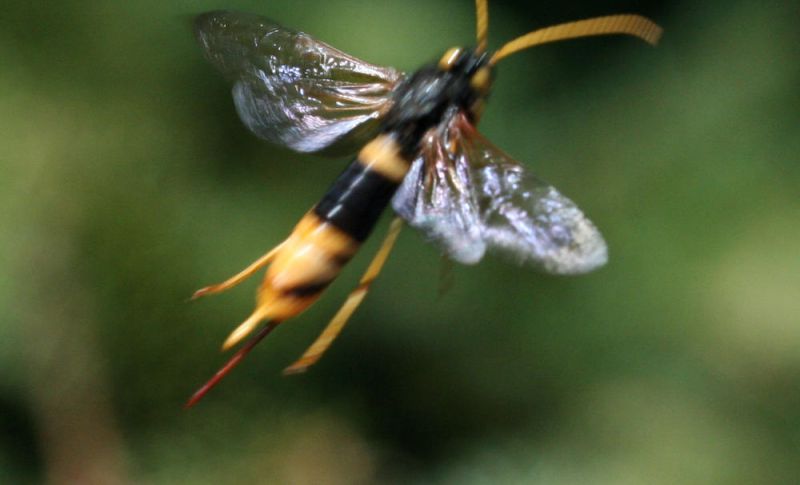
[438,47,464,71]
[470,66,492,92]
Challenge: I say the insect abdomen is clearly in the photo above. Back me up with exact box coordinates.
[314,134,410,241]
[257,212,358,320]
[256,134,410,321]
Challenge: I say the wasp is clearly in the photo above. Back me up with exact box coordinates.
[185,1,662,407]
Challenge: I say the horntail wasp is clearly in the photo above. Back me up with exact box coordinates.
[185,0,662,407]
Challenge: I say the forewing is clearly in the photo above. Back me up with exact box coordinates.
[194,11,402,155]
[394,111,607,274]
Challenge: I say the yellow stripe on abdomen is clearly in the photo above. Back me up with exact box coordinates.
[256,212,359,321]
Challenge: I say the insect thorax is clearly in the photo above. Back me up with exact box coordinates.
[382,48,492,156]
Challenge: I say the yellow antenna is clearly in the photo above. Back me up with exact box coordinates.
[475,0,489,53]
[490,14,663,65]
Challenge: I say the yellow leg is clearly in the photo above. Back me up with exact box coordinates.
[191,242,285,300]
[283,218,404,375]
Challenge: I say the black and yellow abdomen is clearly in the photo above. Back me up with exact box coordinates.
[314,135,408,241]
[256,135,409,321]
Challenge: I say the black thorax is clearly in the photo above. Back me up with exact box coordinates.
[382,50,490,158]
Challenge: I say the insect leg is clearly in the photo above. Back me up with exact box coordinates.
[283,217,404,375]
[191,242,286,299]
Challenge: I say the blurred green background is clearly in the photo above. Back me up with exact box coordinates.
[2,0,799,483]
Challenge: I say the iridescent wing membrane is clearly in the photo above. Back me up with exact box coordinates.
[393,109,608,274]
[194,11,402,155]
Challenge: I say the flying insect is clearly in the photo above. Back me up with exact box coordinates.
[186,1,662,407]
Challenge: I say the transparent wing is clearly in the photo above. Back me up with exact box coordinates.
[467,127,609,274]
[393,110,608,274]
[194,11,402,155]
[392,112,487,265]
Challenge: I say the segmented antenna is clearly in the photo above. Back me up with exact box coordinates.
[491,14,663,65]
[475,0,489,53]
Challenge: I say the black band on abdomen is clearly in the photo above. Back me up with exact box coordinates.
[313,160,399,241]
